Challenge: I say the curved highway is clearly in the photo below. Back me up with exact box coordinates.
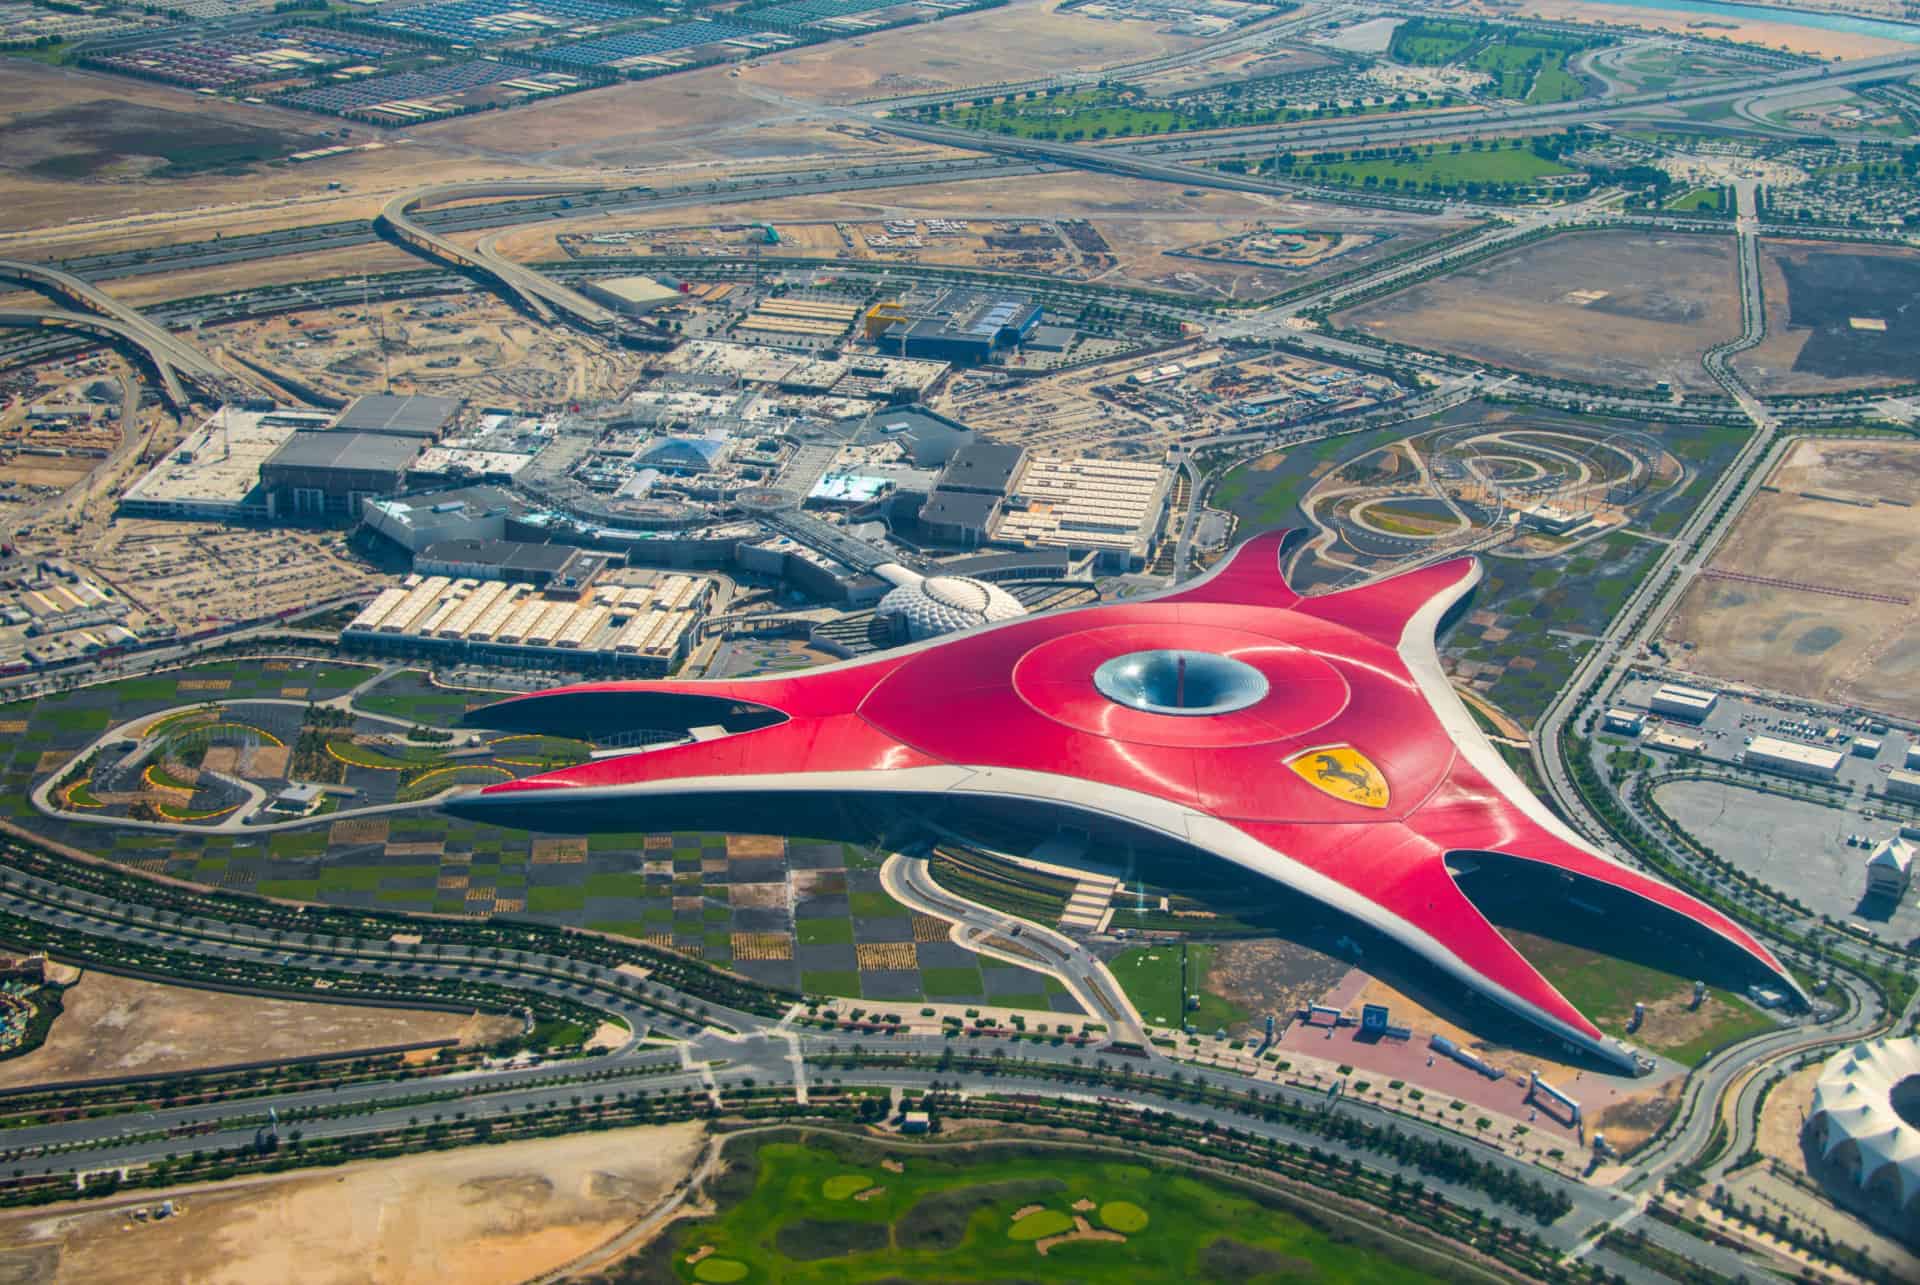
[376,183,623,331]
[0,259,243,405]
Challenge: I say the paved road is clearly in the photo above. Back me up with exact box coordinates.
[377,183,623,331]
[1532,179,1780,854]
[882,852,1149,1046]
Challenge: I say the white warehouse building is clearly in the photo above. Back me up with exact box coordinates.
[1650,683,1718,722]
[1744,735,1843,781]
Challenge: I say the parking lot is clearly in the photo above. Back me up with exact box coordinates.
[1606,675,1920,936]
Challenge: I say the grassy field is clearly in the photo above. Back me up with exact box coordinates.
[351,669,514,726]
[1111,943,1248,1033]
[657,1135,1478,1283]
[931,87,1405,142]
[1664,187,1725,213]
[1208,423,1414,528]
[1508,931,1778,1065]
[1267,140,1572,194]
[1388,18,1603,105]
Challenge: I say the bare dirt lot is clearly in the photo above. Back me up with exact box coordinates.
[1206,936,1350,1032]
[56,522,378,636]
[1,98,309,184]
[1664,437,1920,719]
[728,0,1203,104]
[0,971,516,1088]
[0,1122,704,1285]
[1734,240,1920,394]
[1335,229,1742,390]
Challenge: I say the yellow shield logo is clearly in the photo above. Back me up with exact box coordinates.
[1288,746,1389,809]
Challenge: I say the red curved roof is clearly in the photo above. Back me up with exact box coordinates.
[478,530,1794,1060]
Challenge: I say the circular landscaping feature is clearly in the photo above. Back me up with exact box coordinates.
[692,1257,748,1283]
[821,1173,873,1200]
[1098,1201,1149,1233]
[1008,1209,1074,1241]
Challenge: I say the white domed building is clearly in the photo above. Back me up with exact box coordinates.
[1805,1036,1920,1222]
[875,572,1026,642]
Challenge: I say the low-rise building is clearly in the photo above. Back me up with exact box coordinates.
[582,275,680,315]
[343,573,713,675]
[1866,836,1913,898]
[1650,683,1718,722]
[1647,729,1705,755]
[1603,708,1645,736]
[414,539,583,588]
[119,406,331,520]
[1744,735,1843,781]
[991,453,1171,571]
[261,430,421,521]
[360,487,522,553]
[918,490,1001,549]
[1886,767,1920,803]
[329,393,460,440]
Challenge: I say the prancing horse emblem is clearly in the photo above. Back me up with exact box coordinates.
[1288,745,1390,809]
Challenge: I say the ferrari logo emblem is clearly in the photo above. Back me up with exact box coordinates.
[1289,746,1389,809]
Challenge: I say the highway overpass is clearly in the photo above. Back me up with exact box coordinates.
[0,258,244,407]
[377,183,624,332]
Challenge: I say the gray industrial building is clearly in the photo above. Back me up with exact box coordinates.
[330,393,460,439]
[881,290,1042,365]
[415,539,584,587]
[261,431,421,520]
[938,440,1027,494]
[918,490,1001,549]
[581,275,680,315]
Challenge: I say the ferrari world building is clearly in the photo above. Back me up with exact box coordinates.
[452,530,1801,1070]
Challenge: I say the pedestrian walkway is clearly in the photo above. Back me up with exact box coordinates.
[1058,872,1119,932]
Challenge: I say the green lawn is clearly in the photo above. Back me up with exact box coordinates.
[798,918,854,946]
[1389,18,1603,105]
[350,669,508,726]
[326,738,447,770]
[1111,944,1247,1033]
[931,88,1412,142]
[801,969,861,997]
[318,863,437,894]
[584,872,653,899]
[1276,141,1571,193]
[664,1136,1473,1283]
[848,890,911,920]
[1665,186,1724,213]
[528,885,587,912]
[1507,930,1778,1065]
[920,966,984,999]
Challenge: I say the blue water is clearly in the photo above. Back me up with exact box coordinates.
[1581,0,1920,45]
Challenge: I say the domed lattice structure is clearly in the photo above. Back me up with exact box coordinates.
[1806,1036,1920,1221]
[876,575,1026,641]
